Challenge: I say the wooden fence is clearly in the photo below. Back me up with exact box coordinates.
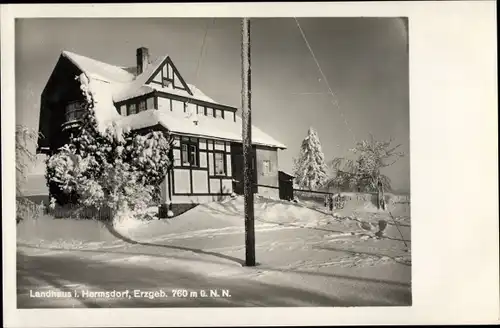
[45,203,113,221]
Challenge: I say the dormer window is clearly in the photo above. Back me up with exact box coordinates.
[128,103,137,115]
[146,97,155,110]
[138,100,146,112]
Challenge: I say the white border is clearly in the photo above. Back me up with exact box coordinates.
[2,2,499,327]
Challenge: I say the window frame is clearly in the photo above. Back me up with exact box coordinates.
[128,103,137,115]
[138,100,146,112]
[189,144,198,167]
[180,138,199,167]
[146,97,155,110]
[181,144,189,166]
[262,159,271,175]
[213,151,226,176]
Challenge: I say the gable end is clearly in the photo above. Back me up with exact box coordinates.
[146,56,193,96]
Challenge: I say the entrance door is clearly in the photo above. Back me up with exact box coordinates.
[230,143,257,195]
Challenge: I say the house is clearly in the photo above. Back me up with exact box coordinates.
[38,47,286,205]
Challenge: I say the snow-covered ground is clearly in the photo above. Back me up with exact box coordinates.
[17,195,411,307]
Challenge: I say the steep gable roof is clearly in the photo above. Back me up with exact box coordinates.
[54,50,286,149]
[62,51,135,84]
[61,50,218,105]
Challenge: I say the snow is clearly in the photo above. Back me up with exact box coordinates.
[63,51,135,84]
[61,50,286,149]
[79,75,122,135]
[18,194,411,307]
[111,55,218,105]
[147,83,218,104]
[114,109,287,149]
[62,50,215,104]
[112,56,167,102]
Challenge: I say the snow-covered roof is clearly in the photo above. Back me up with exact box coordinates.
[114,109,287,149]
[61,50,286,149]
[62,51,135,84]
[62,51,220,105]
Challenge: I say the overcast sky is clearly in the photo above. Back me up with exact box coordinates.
[16,17,410,193]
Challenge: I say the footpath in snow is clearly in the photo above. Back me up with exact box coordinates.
[17,195,411,307]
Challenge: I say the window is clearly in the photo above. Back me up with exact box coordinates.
[214,152,225,175]
[173,149,181,166]
[146,97,155,110]
[172,100,184,112]
[65,101,86,122]
[128,103,137,115]
[215,109,222,119]
[206,107,213,117]
[189,145,197,166]
[262,160,271,175]
[181,140,198,167]
[181,144,189,166]
[138,100,146,112]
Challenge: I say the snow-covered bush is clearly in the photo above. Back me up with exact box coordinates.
[46,73,173,224]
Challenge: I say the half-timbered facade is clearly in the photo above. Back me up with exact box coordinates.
[38,47,286,205]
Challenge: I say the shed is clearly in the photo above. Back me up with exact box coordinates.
[278,171,295,201]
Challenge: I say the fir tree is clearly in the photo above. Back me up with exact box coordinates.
[293,127,329,190]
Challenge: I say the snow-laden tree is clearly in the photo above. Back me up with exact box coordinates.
[293,127,329,190]
[327,134,405,193]
[46,73,173,224]
[16,125,40,195]
[16,125,43,222]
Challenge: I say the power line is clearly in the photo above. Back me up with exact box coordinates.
[187,18,214,111]
[290,92,330,95]
[293,17,357,144]
[194,18,214,85]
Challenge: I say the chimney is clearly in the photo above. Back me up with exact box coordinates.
[136,47,150,75]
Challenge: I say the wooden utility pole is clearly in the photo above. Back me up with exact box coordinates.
[241,18,256,266]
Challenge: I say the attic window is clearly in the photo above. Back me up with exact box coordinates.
[146,97,155,110]
[128,103,137,115]
[138,100,146,112]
